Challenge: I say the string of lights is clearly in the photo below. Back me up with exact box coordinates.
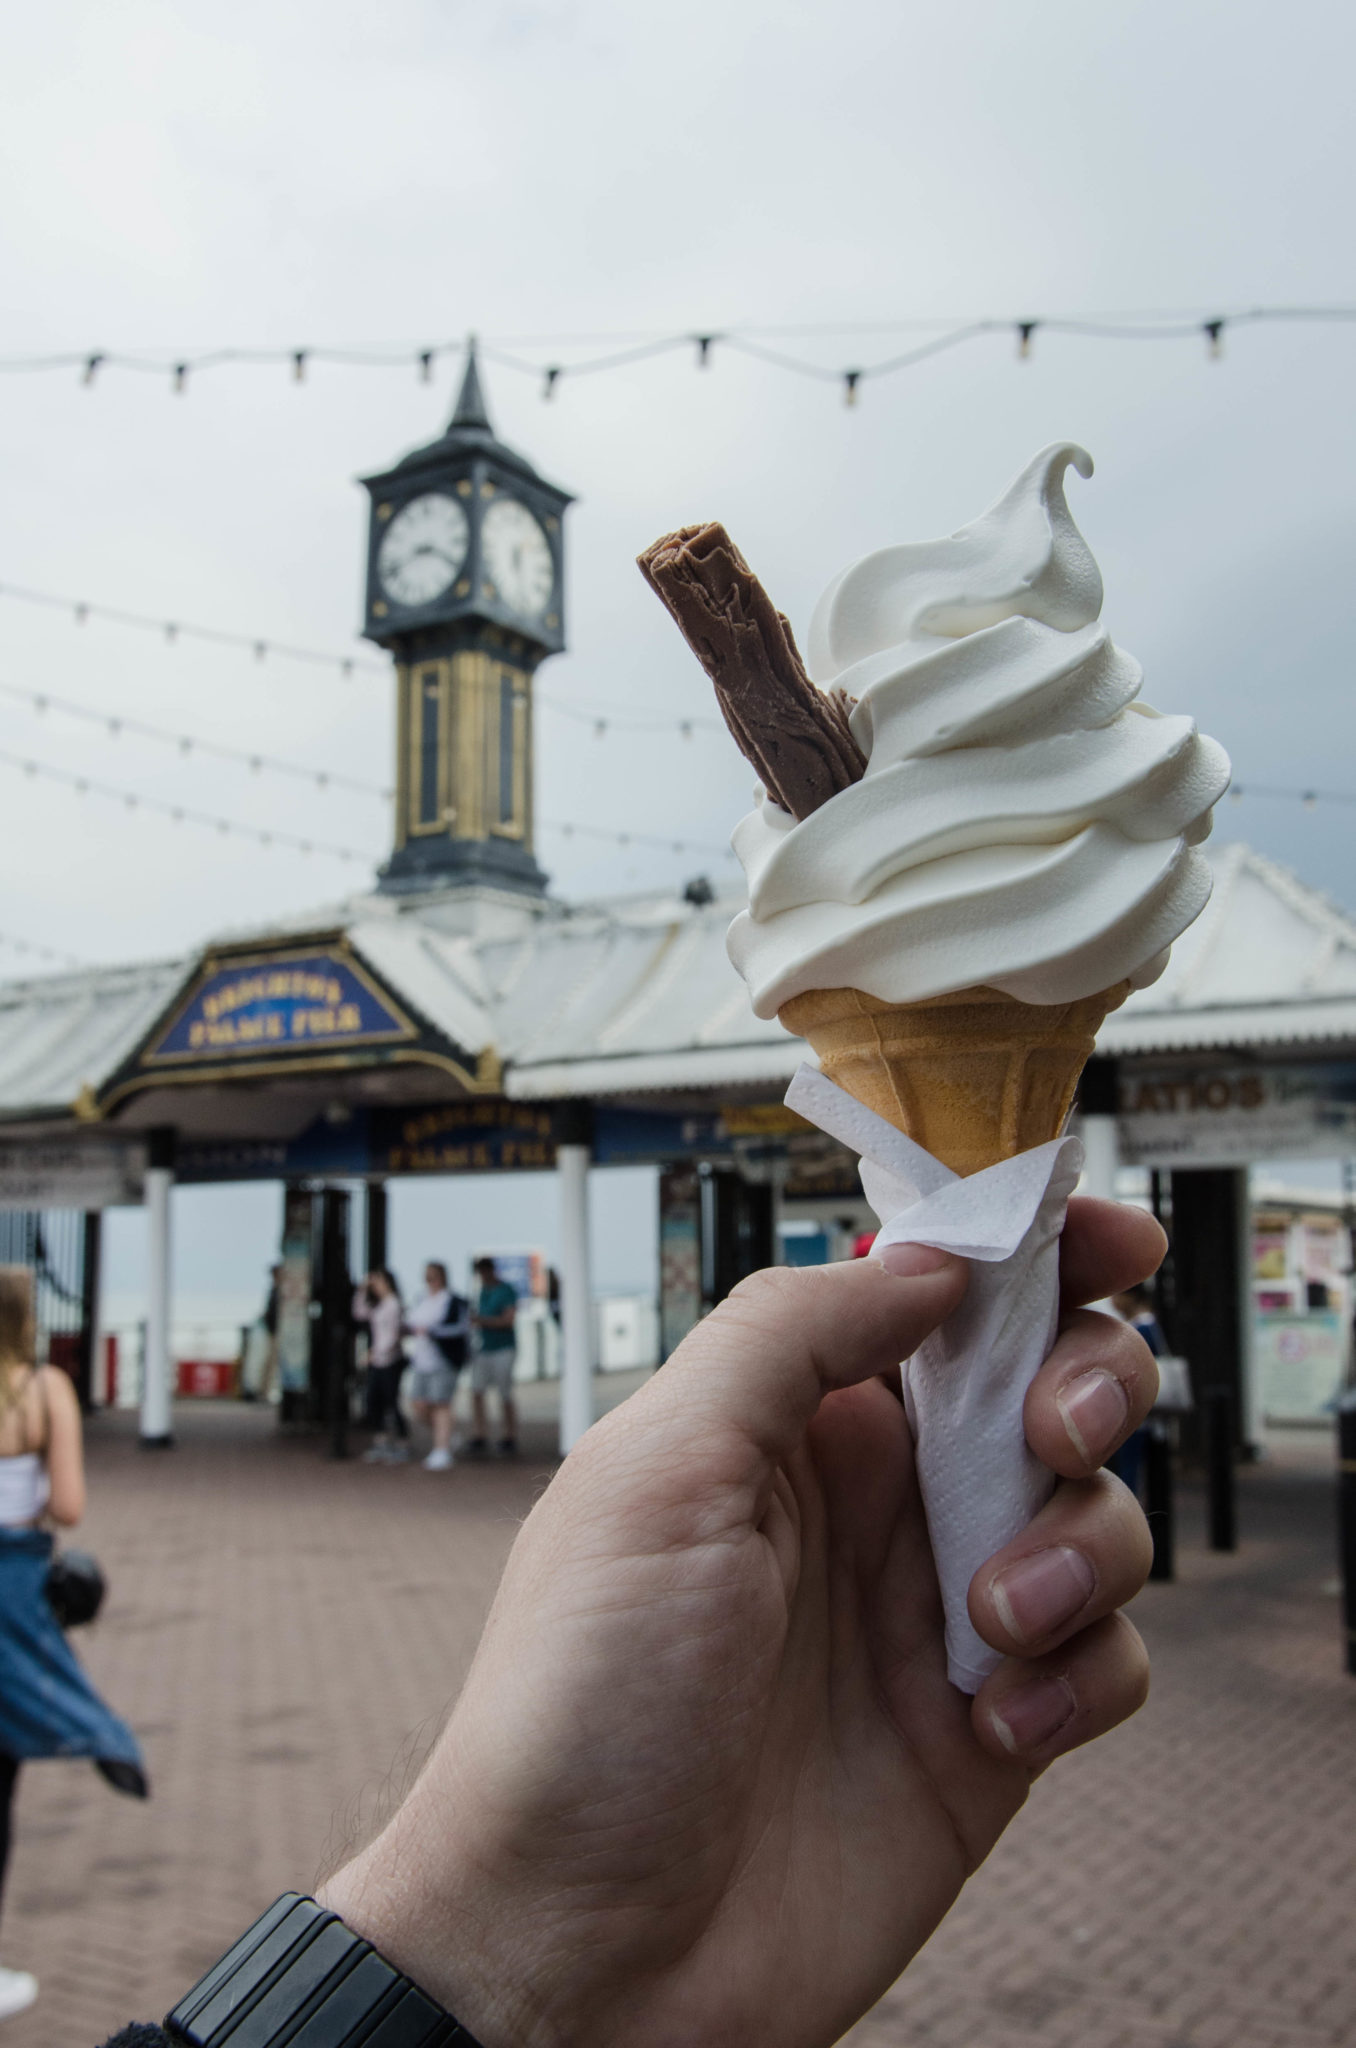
[0,578,383,678]
[1227,782,1356,810]
[21,580,1356,766]
[0,788,1341,974]
[0,670,727,803]
[0,930,85,968]
[6,593,1350,836]
[0,679,393,798]
[543,818,734,860]
[0,745,376,862]
[0,745,734,864]
[0,577,725,736]
[0,307,1351,404]
[541,695,724,738]
[8,594,1356,803]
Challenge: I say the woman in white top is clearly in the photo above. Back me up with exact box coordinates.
[404,1262,466,1473]
[352,1269,409,1465]
[0,1266,146,2025]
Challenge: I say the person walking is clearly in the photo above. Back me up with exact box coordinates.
[0,1267,147,2025]
[468,1257,519,1459]
[352,1270,409,1464]
[404,1263,458,1472]
[1106,1282,1165,1498]
[240,1261,282,1403]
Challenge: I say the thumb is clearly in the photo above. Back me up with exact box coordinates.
[578,1251,967,1520]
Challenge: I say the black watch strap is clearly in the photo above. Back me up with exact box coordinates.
[164,1893,484,2048]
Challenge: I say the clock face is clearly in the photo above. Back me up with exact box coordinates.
[377,493,470,608]
[481,497,554,618]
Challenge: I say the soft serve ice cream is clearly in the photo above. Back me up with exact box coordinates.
[727,444,1230,1017]
[639,460,1227,1689]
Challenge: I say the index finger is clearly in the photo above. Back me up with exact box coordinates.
[1059,1197,1165,1309]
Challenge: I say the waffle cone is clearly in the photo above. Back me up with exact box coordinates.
[779,981,1131,1177]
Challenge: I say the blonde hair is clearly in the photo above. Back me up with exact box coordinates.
[0,1266,36,1411]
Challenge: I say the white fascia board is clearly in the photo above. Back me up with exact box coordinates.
[506,1040,812,1100]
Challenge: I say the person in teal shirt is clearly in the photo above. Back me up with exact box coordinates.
[469,1258,519,1457]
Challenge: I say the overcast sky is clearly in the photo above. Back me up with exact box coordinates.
[1,0,1353,976]
[4,0,1355,1316]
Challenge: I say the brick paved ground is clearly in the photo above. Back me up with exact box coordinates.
[2,1391,1353,2048]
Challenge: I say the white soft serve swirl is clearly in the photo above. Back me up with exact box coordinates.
[727,443,1231,1017]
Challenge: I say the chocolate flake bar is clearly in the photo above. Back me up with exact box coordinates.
[638,521,865,819]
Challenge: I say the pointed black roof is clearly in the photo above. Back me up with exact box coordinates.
[449,342,491,433]
[365,340,571,503]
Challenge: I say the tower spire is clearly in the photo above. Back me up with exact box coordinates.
[449,337,492,434]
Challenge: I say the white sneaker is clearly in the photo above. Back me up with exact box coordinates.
[0,1966,38,2020]
[422,1448,453,1471]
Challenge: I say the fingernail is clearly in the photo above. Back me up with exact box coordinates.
[989,1675,1076,1755]
[991,1546,1095,1644]
[878,1243,952,1278]
[1055,1369,1128,1464]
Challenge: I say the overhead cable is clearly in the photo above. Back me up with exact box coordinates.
[8,584,1356,791]
[0,745,375,863]
[0,578,381,678]
[0,578,724,736]
[0,930,86,968]
[0,679,393,799]
[0,746,734,864]
[1227,782,1356,810]
[0,307,1350,404]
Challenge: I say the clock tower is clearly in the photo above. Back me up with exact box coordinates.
[361,345,572,896]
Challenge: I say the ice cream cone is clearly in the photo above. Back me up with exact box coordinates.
[778,981,1131,1177]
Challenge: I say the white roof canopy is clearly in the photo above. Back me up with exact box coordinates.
[1,842,1352,1131]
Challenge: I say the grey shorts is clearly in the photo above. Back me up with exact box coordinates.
[407,1363,457,1406]
[471,1349,516,1396]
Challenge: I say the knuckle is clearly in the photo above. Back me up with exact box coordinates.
[1105,1327,1159,1414]
[1056,1312,1159,1410]
[722,1264,812,1320]
[1106,1611,1151,1710]
[1097,1476,1155,1584]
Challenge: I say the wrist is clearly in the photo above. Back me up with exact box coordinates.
[318,1837,565,2048]
[161,1891,481,2048]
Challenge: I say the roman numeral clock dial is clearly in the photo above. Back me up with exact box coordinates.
[482,496,553,618]
[377,492,470,608]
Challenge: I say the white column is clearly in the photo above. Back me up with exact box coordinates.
[1079,1114,1120,1203]
[141,1155,174,1446]
[557,1141,593,1455]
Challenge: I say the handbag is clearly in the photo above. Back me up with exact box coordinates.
[45,1546,106,1628]
[433,1292,470,1370]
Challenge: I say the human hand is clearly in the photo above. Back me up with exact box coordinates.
[322,1199,1162,2048]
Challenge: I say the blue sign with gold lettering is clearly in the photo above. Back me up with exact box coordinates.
[377,1099,556,1175]
[144,949,416,1065]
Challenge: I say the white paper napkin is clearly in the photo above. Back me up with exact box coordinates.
[785,1066,1085,1692]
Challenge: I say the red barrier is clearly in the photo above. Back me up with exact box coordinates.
[176,1359,236,1399]
[47,1333,81,1379]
